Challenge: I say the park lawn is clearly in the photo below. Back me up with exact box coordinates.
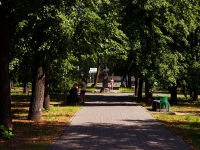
[0,94,80,150]
[133,96,200,150]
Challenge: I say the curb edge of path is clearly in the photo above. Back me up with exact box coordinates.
[47,106,83,150]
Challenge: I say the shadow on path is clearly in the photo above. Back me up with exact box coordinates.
[85,94,138,106]
[48,94,193,150]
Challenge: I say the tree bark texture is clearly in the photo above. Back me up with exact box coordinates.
[23,82,29,95]
[28,65,45,121]
[170,84,177,104]
[43,66,50,110]
[127,75,131,88]
[0,0,12,128]
[190,89,198,101]
[134,78,139,96]
[145,82,153,104]
[138,79,143,98]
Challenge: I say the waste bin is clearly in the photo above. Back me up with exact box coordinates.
[160,97,170,112]
[152,100,160,111]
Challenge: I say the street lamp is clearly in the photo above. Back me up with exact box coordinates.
[102,65,109,88]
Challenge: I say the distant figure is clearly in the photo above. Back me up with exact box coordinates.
[122,80,126,87]
[110,78,114,90]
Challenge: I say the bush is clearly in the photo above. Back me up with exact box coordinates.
[0,125,14,140]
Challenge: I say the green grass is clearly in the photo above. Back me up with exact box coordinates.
[85,87,97,92]
[119,87,134,92]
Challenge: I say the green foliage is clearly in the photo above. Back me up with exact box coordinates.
[0,125,14,140]
[73,0,129,60]
[50,105,56,112]
[9,0,130,91]
[185,115,191,121]
[195,117,199,123]
[117,0,200,91]
[10,0,78,80]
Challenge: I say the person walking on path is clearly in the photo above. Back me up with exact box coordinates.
[110,78,114,90]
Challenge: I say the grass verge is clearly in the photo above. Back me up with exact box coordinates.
[133,96,200,150]
[0,94,80,150]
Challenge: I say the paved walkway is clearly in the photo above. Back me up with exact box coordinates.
[48,93,193,150]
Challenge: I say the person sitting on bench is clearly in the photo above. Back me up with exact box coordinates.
[69,83,79,103]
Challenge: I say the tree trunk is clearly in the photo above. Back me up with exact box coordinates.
[138,78,143,98]
[145,82,153,105]
[0,0,12,128]
[103,66,109,88]
[23,82,29,95]
[170,84,177,104]
[190,90,193,98]
[94,57,100,87]
[190,89,198,101]
[134,78,139,96]
[181,86,187,98]
[28,65,45,121]
[127,75,131,88]
[43,66,50,110]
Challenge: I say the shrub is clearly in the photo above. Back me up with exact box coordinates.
[0,125,14,140]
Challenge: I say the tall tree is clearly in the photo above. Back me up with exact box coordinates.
[119,0,199,104]
[0,0,12,128]
[11,0,78,121]
[73,1,129,86]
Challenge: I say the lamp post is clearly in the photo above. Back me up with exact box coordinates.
[102,65,109,88]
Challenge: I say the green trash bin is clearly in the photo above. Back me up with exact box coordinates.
[160,97,170,112]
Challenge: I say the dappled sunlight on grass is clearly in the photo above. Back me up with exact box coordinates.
[119,87,134,92]
[0,94,80,150]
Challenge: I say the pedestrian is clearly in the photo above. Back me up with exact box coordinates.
[79,78,87,104]
[110,78,114,90]
[122,80,126,87]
